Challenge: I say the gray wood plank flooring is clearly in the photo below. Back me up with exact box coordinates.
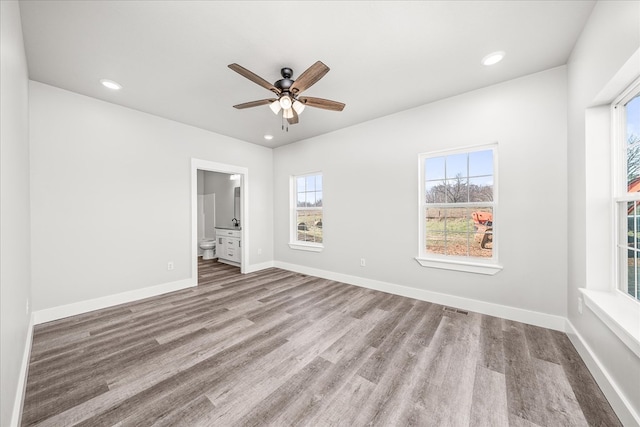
[21,259,621,426]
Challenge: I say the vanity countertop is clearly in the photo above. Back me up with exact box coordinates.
[215,226,242,231]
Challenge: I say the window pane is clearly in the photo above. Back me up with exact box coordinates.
[469,149,493,177]
[296,209,323,243]
[635,254,640,300]
[315,191,323,207]
[469,177,493,202]
[445,177,469,203]
[628,145,640,192]
[621,201,639,301]
[445,208,471,233]
[425,156,445,181]
[627,94,640,192]
[627,249,639,301]
[297,177,305,193]
[306,175,316,192]
[628,157,640,194]
[426,207,445,232]
[629,201,640,298]
[445,153,467,180]
[316,175,323,191]
[297,192,305,208]
[425,203,494,258]
[426,180,447,203]
[426,232,445,255]
[306,192,316,206]
[471,207,493,258]
[628,202,640,250]
[446,232,468,257]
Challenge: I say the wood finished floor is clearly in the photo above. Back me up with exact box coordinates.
[22,259,620,427]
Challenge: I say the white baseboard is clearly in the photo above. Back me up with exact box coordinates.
[273,261,567,331]
[245,261,275,274]
[33,278,196,325]
[11,313,34,427]
[565,320,640,427]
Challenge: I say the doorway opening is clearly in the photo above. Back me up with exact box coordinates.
[191,159,248,283]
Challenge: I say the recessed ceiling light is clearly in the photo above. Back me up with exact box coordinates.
[264,134,274,140]
[100,79,122,90]
[481,51,505,66]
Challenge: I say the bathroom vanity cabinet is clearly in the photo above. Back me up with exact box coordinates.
[215,228,241,265]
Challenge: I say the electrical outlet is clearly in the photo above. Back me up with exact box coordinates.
[258,248,262,255]
[360,258,366,267]
[578,296,583,314]
[167,262,174,271]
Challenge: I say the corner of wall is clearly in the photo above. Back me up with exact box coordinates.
[1,1,33,426]
[10,314,34,427]
[565,319,640,426]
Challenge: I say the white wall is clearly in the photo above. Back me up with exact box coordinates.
[29,81,274,311]
[274,67,568,320]
[0,2,32,426]
[567,1,640,423]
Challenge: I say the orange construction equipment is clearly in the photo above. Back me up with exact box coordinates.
[471,211,493,225]
[471,211,493,249]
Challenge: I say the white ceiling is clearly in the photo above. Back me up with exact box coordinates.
[18,1,595,148]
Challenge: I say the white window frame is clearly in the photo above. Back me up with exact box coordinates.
[415,143,502,275]
[612,77,640,302]
[289,172,324,252]
[580,70,640,360]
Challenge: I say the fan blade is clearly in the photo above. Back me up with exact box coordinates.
[287,109,299,125]
[233,99,277,109]
[299,96,345,111]
[228,63,281,94]
[290,61,330,95]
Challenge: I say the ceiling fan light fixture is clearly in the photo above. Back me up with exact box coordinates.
[269,100,281,115]
[279,95,292,110]
[283,108,294,119]
[292,100,305,115]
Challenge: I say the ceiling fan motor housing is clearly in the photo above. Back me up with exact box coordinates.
[275,67,294,92]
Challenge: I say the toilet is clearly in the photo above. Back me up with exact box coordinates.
[199,239,216,260]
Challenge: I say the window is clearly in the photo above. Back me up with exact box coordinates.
[416,144,501,275]
[289,173,323,252]
[614,79,640,301]
[580,67,640,359]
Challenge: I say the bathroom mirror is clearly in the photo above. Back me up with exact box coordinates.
[234,186,240,222]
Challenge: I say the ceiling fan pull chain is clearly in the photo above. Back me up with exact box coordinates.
[281,114,289,132]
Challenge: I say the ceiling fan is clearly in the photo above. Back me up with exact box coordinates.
[228,61,345,128]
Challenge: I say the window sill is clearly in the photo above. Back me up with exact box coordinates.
[579,288,640,358]
[415,257,502,275]
[288,242,324,252]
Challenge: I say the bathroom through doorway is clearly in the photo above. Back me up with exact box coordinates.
[191,159,248,282]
